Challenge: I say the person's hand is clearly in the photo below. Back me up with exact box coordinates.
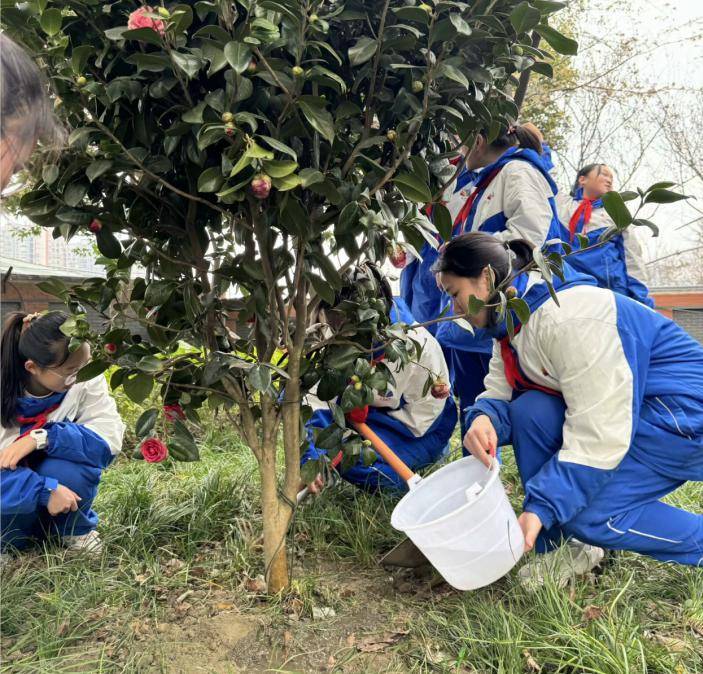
[0,435,37,470]
[307,474,325,495]
[46,484,81,516]
[518,511,543,552]
[463,415,497,468]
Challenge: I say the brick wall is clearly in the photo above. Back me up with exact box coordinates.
[652,289,703,345]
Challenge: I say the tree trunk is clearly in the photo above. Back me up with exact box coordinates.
[259,438,291,593]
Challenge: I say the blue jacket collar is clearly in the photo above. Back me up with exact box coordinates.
[16,391,67,418]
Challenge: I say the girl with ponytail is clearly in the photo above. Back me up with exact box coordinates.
[433,122,563,436]
[0,312,124,563]
[435,231,703,587]
[555,163,654,307]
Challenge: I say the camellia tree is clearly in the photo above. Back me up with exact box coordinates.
[3,0,582,592]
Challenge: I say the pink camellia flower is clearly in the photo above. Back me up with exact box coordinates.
[430,378,451,400]
[250,173,272,200]
[388,245,407,269]
[140,437,169,463]
[89,218,102,233]
[127,6,166,36]
[163,403,186,422]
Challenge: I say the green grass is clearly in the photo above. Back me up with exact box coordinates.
[1,423,702,673]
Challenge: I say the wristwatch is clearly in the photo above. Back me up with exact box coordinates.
[29,428,48,450]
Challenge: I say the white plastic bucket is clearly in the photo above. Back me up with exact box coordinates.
[390,456,524,590]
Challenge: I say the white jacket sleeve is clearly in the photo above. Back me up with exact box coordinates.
[77,376,126,456]
[388,329,451,437]
[494,163,556,247]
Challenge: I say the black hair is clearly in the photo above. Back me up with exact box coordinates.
[1,311,70,427]
[432,232,534,288]
[481,123,543,155]
[571,163,604,196]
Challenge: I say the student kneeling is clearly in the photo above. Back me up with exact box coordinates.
[302,266,457,493]
[435,233,703,584]
[1,312,125,563]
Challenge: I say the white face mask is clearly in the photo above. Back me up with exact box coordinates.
[63,373,77,387]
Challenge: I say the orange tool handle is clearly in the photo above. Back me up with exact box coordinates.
[353,421,416,485]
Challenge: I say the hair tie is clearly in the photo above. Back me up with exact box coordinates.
[507,124,517,136]
[21,312,41,333]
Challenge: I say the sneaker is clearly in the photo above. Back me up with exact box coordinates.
[62,530,102,554]
[518,540,604,590]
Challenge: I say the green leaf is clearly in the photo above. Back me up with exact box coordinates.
[308,273,335,305]
[508,297,531,324]
[64,183,87,208]
[96,228,122,259]
[246,141,274,159]
[438,63,469,89]
[71,45,95,74]
[511,2,541,34]
[40,8,62,35]
[247,364,272,392]
[86,160,113,183]
[348,37,377,66]
[645,181,676,192]
[619,190,639,202]
[137,355,163,373]
[171,51,202,79]
[182,101,207,123]
[77,360,110,383]
[468,295,485,316]
[449,13,472,36]
[298,96,335,143]
[299,168,324,187]
[394,173,432,203]
[262,160,298,178]
[632,218,659,237]
[124,373,154,404]
[644,189,688,205]
[42,165,59,185]
[271,174,302,191]
[223,41,252,74]
[135,408,159,438]
[257,135,297,161]
[602,191,632,229]
[197,166,224,193]
[123,27,163,46]
[534,24,578,55]
[432,203,452,243]
[170,420,199,461]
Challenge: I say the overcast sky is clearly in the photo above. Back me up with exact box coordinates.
[552,0,703,269]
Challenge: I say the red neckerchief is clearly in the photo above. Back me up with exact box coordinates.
[17,404,60,438]
[568,198,594,242]
[498,327,560,397]
[452,167,503,237]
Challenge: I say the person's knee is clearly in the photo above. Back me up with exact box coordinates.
[510,391,566,443]
[33,458,101,501]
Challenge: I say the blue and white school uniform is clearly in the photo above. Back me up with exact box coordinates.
[400,166,479,335]
[1,377,125,550]
[436,146,563,433]
[465,267,703,565]
[301,299,457,491]
[556,188,654,307]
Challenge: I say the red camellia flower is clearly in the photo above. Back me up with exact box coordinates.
[127,6,166,36]
[163,403,186,422]
[89,218,102,233]
[250,173,272,199]
[140,437,169,463]
[430,378,451,400]
[104,343,118,355]
[388,245,407,269]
